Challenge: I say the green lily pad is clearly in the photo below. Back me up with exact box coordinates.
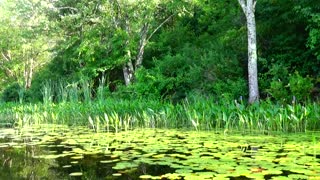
[175,168,193,174]
[161,173,181,179]
[71,156,83,160]
[100,160,114,164]
[113,161,138,170]
[288,174,309,179]
[271,176,291,180]
[69,172,83,176]
[112,173,122,177]
[140,175,153,179]
[62,165,72,168]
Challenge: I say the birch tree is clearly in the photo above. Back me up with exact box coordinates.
[237,0,259,103]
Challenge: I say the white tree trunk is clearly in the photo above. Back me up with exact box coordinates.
[122,15,135,86]
[123,59,134,86]
[237,0,259,103]
[26,57,34,88]
[24,58,34,89]
[135,23,149,69]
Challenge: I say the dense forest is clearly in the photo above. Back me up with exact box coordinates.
[0,0,319,103]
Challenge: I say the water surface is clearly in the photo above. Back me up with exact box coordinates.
[0,125,319,179]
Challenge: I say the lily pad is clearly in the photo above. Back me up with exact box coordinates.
[112,173,122,177]
[69,172,83,176]
[140,175,153,179]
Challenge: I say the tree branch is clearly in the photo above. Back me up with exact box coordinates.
[237,0,247,15]
[146,14,174,42]
[1,51,11,62]
[0,61,14,78]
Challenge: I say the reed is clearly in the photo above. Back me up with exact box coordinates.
[0,80,319,133]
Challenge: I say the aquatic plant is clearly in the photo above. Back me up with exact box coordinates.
[0,127,319,179]
[0,79,319,132]
[0,97,319,133]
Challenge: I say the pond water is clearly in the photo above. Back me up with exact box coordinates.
[0,125,319,179]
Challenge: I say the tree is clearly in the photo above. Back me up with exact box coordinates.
[109,0,176,85]
[43,0,179,86]
[237,0,259,103]
[0,0,51,91]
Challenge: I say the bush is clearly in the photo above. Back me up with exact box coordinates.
[267,72,314,103]
[210,78,248,101]
[128,43,246,101]
[1,83,23,102]
[268,80,288,102]
[289,72,313,101]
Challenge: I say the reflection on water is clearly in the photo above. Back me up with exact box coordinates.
[0,125,319,179]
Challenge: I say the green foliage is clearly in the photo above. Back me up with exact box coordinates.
[268,80,288,102]
[1,98,319,132]
[289,72,313,101]
[128,41,247,101]
[211,78,247,101]
[1,83,23,102]
[128,67,168,99]
[258,0,320,82]
[1,0,320,103]
[267,72,313,103]
[295,1,320,60]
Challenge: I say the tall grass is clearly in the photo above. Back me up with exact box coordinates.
[0,97,319,133]
[0,79,319,132]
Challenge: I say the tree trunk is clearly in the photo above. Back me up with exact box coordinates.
[110,0,135,86]
[24,58,34,89]
[123,59,134,86]
[135,23,149,69]
[247,8,259,103]
[122,14,135,86]
[24,61,28,89]
[26,58,34,88]
[237,0,259,103]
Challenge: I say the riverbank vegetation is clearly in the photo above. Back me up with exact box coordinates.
[0,0,320,132]
[1,93,319,133]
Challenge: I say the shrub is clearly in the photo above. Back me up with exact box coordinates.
[268,80,288,102]
[1,83,23,102]
[289,72,313,101]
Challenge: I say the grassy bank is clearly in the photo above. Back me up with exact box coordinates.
[0,97,319,133]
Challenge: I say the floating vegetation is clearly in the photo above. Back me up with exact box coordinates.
[69,172,83,176]
[112,173,122,177]
[0,125,319,179]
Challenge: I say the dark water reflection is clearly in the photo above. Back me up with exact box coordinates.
[0,144,176,179]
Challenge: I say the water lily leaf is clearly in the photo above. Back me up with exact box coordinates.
[271,176,291,180]
[69,172,83,176]
[153,154,166,158]
[288,174,309,179]
[113,161,138,170]
[140,175,153,179]
[175,168,193,173]
[112,173,122,177]
[100,160,114,164]
[71,156,83,160]
[161,173,181,179]
[62,165,72,168]
[151,176,162,179]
